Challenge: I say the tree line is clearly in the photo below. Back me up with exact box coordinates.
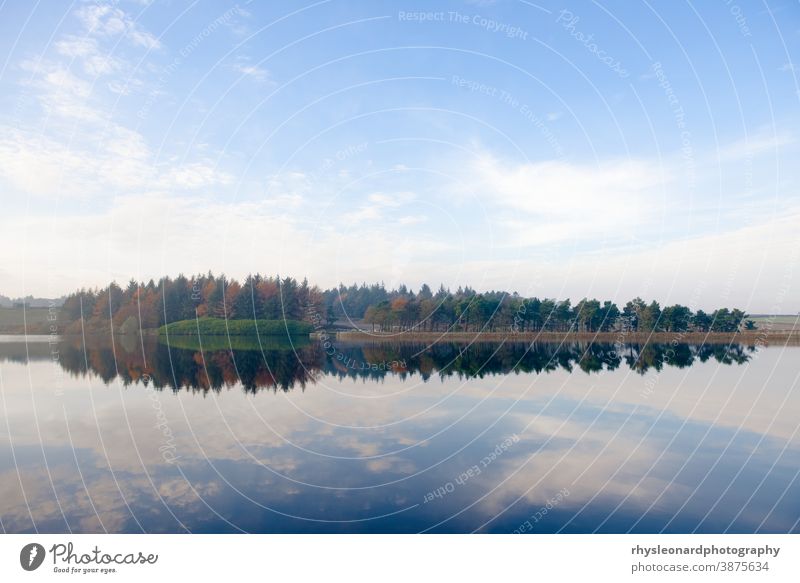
[60,273,325,334]
[351,284,751,334]
[58,273,753,335]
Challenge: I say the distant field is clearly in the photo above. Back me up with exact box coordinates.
[749,315,799,331]
[0,307,57,327]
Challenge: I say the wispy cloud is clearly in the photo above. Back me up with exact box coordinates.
[0,4,229,200]
[718,128,794,161]
[231,62,270,83]
[76,4,161,50]
[228,51,272,83]
[351,191,417,223]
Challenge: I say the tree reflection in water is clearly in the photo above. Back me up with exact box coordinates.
[1,335,754,394]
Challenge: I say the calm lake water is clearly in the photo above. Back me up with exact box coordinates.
[0,334,798,533]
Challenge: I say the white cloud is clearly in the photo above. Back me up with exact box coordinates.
[367,191,415,206]
[0,119,156,197]
[264,171,310,208]
[55,36,96,59]
[0,127,230,199]
[161,161,233,190]
[0,130,90,196]
[55,35,122,76]
[350,205,383,222]
[351,191,417,223]
[19,58,107,123]
[23,59,91,97]
[466,153,662,245]
[76,4,160,50]
[398,215,428,226]
[77,4,125,35]
[128,28,161,50]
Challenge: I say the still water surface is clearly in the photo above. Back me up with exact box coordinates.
[0,335,798,533]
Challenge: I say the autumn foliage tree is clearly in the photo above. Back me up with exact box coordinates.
[58,274,750,336]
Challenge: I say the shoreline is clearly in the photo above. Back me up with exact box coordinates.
[2,329,798,346]
[333,329,800,345]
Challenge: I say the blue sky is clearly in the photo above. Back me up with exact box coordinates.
[0,0,798,311]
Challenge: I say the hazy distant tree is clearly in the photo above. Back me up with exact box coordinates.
[124,279,139,303]
[711,308,748,333]
[279,277,302,320]
[418,283,433,300]
[692,310,712,332]
[597,301,620,332]
[207,277,227,318]
[555,299,573,332]
[574,298,601,332]
[233,274,258,319]
[623,297,646,331]
[662,304,692,332]
[93,282,123,320]
[730,308,748,331]
[639,300,662,332]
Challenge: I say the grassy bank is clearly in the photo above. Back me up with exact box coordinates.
[159,317,312,337]
[336,329,800,345]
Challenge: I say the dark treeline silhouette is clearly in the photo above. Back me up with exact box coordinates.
[50,335,321,393]
[59,274,753,335]
[324,341,752,380]
[8,336,753,393]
